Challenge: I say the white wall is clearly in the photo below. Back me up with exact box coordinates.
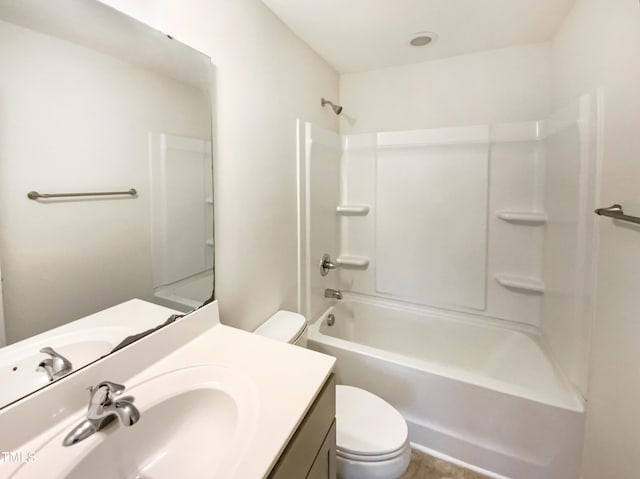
[552,1,640,477]
[340,43,551,134]
[0,20,209,342]
[99,0,340,331]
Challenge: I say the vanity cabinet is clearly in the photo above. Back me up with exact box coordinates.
[268,374,336,479]
[306,420,337,479]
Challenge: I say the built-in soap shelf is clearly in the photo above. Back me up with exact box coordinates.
[206,238,214,247]
[336,255,370,268]
[495,274,545,294]
[336,205,370,216]
[205,197,213,205]
[496,211,547,225]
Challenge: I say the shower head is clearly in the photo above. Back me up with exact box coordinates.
[321,98,343,115]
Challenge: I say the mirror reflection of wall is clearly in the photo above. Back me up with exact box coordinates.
[0,0,213,387]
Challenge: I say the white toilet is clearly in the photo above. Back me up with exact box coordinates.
[254,310,411,479]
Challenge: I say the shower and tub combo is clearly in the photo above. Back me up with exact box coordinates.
[296,92,598,479]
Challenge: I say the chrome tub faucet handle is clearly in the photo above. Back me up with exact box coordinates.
[320,253,338,276]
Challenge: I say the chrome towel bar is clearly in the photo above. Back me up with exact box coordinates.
[27,189,137,200]
[595,204,640,225]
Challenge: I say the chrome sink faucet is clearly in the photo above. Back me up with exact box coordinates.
[63,381,140,446]
[37,347,72,381]
[324,288,343,300]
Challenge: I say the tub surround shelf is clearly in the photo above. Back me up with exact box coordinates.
[336,255,370,268]
[496,211,547,225]
[494,274,545,294]
[206,238,214,247]
[336,205,370,216]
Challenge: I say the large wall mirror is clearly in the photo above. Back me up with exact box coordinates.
[0,0,214,408]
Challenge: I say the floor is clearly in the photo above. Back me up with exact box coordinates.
[400,449,492,479]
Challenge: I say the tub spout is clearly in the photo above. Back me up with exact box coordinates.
[324,288,342,300]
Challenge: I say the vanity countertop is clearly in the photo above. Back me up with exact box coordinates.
[119,318,337,478]
[0,302,335,478]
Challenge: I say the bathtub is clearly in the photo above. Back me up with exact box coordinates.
[153,270,213,313]
[307,297,585,479]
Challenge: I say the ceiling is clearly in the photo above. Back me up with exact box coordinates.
[261,0,576,73]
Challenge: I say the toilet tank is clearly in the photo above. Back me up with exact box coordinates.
[253,310,308,347]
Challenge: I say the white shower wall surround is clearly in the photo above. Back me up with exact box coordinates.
[352,109,590,318]
[341,123,547,326]
[375,135,489,310]
[149,133,214,313]
[300,91,597,394]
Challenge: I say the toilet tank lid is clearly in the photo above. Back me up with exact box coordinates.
[253,310,307,344]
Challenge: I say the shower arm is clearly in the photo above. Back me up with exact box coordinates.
[321,98,343,115]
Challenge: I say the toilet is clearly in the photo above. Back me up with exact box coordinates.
[254,310,411,479]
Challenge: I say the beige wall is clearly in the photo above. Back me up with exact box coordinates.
[552,1,640,477]
[100,0,340,331]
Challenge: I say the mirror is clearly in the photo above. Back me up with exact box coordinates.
[0,0,214,408]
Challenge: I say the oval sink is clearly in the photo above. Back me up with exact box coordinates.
[10,365,259,479]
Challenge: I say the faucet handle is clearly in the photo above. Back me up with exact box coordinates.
[88,381,125,407]
[40,346,72,366]
[37,347,73,381]
[320,253,338,276]
[97,381,125,395]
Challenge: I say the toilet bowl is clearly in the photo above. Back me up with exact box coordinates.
[254,310,411,479]
[335,385,411,479]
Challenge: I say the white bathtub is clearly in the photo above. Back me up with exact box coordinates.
[307,297,585,479]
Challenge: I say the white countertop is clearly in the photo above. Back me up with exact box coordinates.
[0,301,336,478]
[131,323,336,478]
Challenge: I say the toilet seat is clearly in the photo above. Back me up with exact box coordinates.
[337,442,408,462]
[335,385,409,460]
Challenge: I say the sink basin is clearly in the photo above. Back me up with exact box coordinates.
[10,365,259,479]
